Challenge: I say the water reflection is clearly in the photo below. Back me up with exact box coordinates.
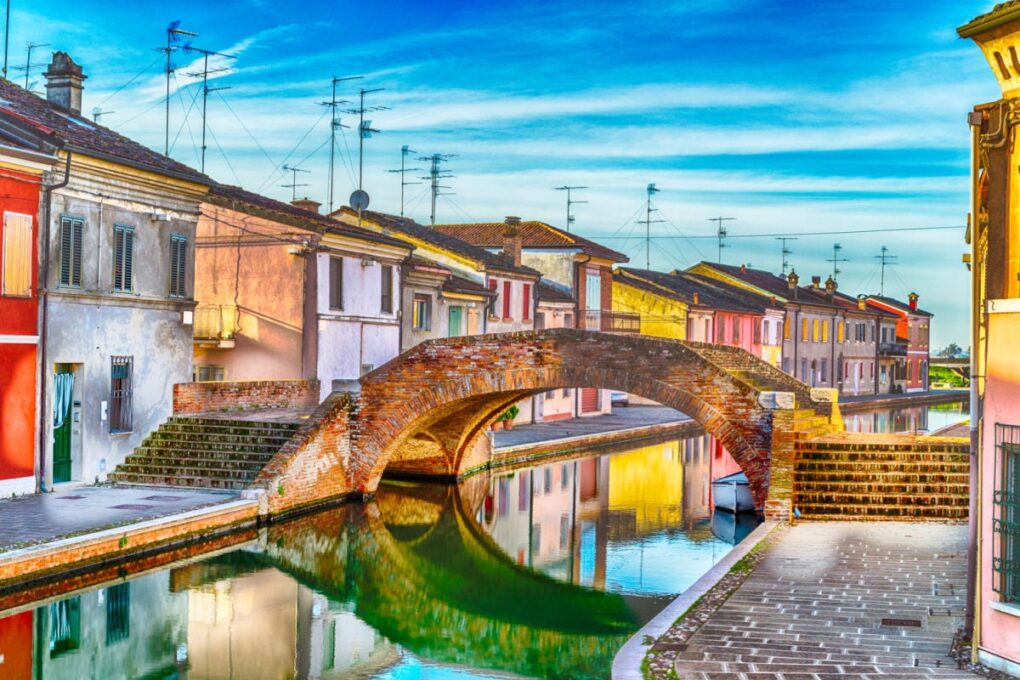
[0,433,750,680]
[843,400,968,434]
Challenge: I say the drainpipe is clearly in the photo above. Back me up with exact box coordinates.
[37,151,72,493]
[873,313,880,395]
[965,110,982,644]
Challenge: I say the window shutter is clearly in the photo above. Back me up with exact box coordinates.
[113,227,123,290]
[71,220,82,287]
[60,218,72,286]
[329,257,343,309]
[169,239,179,296]
[2,212,32,296]
[123,229,133,291]
[170,236,187,297]
[522,283,530,321]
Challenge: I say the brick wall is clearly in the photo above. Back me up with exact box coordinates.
[173,379,320,414]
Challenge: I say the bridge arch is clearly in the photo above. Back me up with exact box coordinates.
[351,329,802,507]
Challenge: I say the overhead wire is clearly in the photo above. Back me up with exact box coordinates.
[256,106,330,192]
[94,54,166,110]
[596,225,966,240]
[216,91,280,179]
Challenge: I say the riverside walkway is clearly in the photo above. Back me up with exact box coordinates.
[646,522,975,679]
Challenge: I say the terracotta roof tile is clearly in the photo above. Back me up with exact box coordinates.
[535,279,575,303]
[432,220,628,262]
[615,268,766,314]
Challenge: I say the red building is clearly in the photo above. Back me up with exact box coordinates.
[0,143,55,495]
[866,293,933,393]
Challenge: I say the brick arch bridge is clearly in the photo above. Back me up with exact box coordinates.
[256,329,839,519]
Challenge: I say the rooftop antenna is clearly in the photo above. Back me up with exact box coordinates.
[827,242,849,280]
[387,145,421,216]
[708,216,735,264]
[638,183,664,270]
[319,75,360,214]
[91,107,114,123]
[419,153,456,226]
[14,41,49,90]
[3,0,11,79]
[346,88,388,192]
[281,164,311,201]
[553,185,588,232]
[160,21,197,155]
[184,42,236,173]
[775,236,797,275]
[874,245,898,296]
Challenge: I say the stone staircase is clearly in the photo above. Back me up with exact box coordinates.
[109,416,301,490]
[691,343,817,408]
[793,434,970,521]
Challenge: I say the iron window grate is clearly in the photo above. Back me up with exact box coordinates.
[994,423,1020,603]
[110,356,133,434]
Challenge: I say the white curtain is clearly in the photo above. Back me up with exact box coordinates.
[53,372,74,429]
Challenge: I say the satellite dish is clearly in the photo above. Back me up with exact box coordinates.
[350,189,370,211]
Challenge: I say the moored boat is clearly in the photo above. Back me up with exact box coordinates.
[711,471,755,513]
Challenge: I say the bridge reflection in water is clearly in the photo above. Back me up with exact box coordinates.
[0,433,748,680]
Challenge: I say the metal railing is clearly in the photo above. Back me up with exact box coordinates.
[879,341,908,356]
[994,423,1020,603]
[194,304,238,341]
[578,309,641,334]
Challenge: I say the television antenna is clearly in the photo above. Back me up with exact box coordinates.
[874,246,898,295]
[775,236,797,275]
[158,21,197,155]
[319,75,360,213]
[345,88,388,192]
[419,153,456,226]
[708,216,735,264]
[827,242,849,280]
[14,41,49,91]
[554,185,588,232]
[184,42,236,173]
[91,107,114,123]
[387,145,421,216]
[281,164,311,201]
[638,184,665,270]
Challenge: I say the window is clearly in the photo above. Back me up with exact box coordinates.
[329,257,343,310]
[716,317,726,343]
[110,356,133,433]
[59,216,83,287]
[732,317,740,343]
[105,583,130,645]
[821,358,828,383]
[2,212,32,296]
[380,264,393,313]
[502,281,512,318]
[822,320,829,343]
[195,365,225,382]
[801,318,809,342]
[412,294,431,330]
[800,358,807,380]
[49,597,81,658]
[994,424,1020,603]
[782,357,790,373]
[169,234,187,297]
[564,312,573,328]
[113,225,134,292]
[755,320,762,345]
[838,321,845,343]
[812,319,819,342]
[782,319,789,341]
[522,283,531,321]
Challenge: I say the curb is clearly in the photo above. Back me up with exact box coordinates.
[611,519,781,680]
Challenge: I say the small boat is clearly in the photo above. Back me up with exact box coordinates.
[711,471,755,513]
[711,509,760,545]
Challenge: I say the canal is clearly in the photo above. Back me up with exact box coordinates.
[0,399,968,679]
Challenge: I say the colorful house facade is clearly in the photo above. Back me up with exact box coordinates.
[866,294,932,393]
[960,4,1020,674]
[0,142,55,495]
[193,186,413,399]
[0,53,211,487]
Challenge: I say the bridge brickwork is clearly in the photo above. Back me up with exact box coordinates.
[248,329,838,519]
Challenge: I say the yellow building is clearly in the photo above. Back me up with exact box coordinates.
[612,269,689,340]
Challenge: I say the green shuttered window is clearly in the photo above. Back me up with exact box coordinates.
[113,225,134,292]
[995,423,1020,603]
[170,234,187,297]
[59,216,83,287]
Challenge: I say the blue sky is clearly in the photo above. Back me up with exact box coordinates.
[14,0,1000,347]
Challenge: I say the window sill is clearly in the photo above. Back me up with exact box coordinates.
[990,600,1020,618]
[109,431,133,438]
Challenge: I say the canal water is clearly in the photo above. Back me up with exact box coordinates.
[0,432,752,680]
[0,400,965,679]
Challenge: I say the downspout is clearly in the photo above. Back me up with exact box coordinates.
[966,110,982,647]
[37,151,72,493]
[574,255,591,419]
[873,313,880,395]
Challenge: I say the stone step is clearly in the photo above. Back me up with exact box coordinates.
[108,471,249,490]
[797,450,969,462]
[146,430,294,446]
[135,440,285,455]
[114,462,261,481]
[161,420,301,437]
[170,416,303,431]
[801,440,970,453]
[129,448,278,464]
[795,491,968,506]
[795,470,970,484]
[796,504,969,520]
[794,481,969,494]
[120,453,272,470]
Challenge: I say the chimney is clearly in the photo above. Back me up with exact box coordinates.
[692,292,700,305]
[503,216,522,267]
[908,292,919,311]
[824,275,837,298]
[291,197,321,214]
[740,264,747,273]
[857,294,867,311]
[44,52,87,115]
[810,275,821,289]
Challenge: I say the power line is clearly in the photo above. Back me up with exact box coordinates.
[775,236,797,275]
[553,185,588,232]
[595,224,966,240]
[216,91,280,178]
[95,53,164,110]
[387,145,421,216]
[707,216,735,264]
[256,107,329,192]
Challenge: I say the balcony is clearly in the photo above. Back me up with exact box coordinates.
[578,309,641,334]
[879,342,908,357]
[194,304,238,348]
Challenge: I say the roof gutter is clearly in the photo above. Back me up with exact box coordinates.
[958,8,1020,38]
[37,150,71,493]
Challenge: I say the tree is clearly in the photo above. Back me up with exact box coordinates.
[939,343,962,358]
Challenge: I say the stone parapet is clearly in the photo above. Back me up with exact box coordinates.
[173,379,320,415]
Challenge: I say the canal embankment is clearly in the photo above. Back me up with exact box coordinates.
[838,388,968,413]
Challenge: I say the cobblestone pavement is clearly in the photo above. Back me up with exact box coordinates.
[670,522,976,679]
[492,405,690,449]
[0,486,237,552]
